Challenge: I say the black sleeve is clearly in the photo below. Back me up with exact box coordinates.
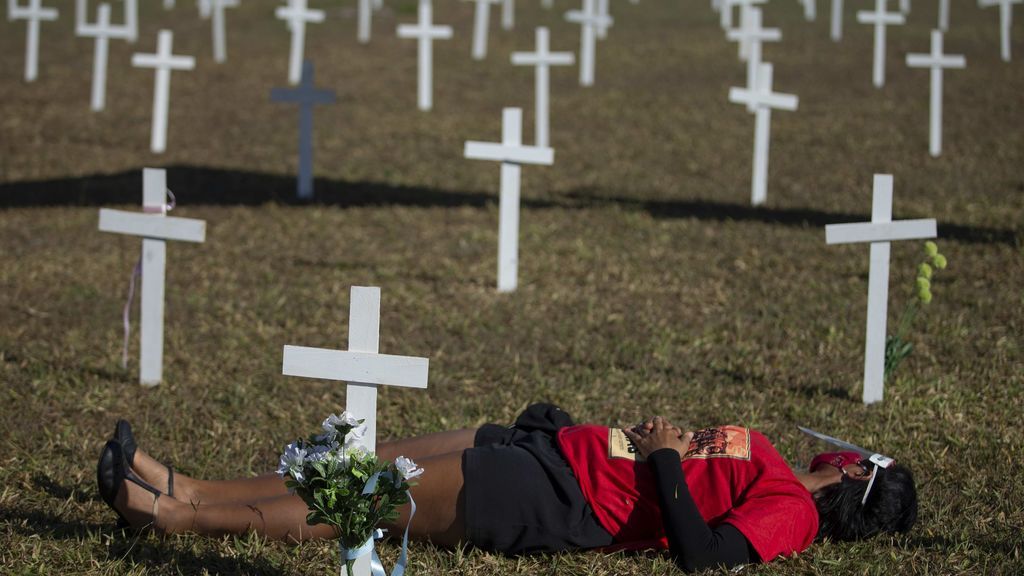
[647,448,755,573]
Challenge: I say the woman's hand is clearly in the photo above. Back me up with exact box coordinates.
[623,416,693,460]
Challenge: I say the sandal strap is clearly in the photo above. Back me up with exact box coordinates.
[166,465,174,498]
[125,468,163,499]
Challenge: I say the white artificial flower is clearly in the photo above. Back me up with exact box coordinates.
[277,442,308,484]
[322,412,362,441]
[306,443,333,464]
[343,423,368,449]
[394,456,424,481]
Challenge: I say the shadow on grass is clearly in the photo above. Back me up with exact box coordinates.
[0,166,1017,247]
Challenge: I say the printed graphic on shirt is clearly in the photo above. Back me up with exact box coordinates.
[683,426,751,461]
[608,428,646,462]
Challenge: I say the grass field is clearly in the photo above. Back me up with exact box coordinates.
[2,0,1023,574]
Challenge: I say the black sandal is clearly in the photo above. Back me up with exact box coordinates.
[96,440,164,529]
[112,419,175,498]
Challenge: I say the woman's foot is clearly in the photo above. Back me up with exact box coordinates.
[112,471,189,533]
[131,448,198,505]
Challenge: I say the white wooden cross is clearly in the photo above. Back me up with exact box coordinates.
[906,30,965,157]
[595,0,608,39]
[830,0,844,41]
[131,30,195,154]
[727,4,778,98]
[727,0,767,61]
[396,0,452,111]
[282,286,429,576]
[466,0,500,60]
[565,0,612,86]
[825,174,937,404]
[98,168,206,386]
[857,0,905,88]
[719,0,734,29]
[899,0,910,12]
[728,63,798,206]
[10,0,58,82]
[198,0,238,63]
[980,0,1021,62]
[76,2,132,111]
[271,60,336,201]
[511,27,574,148]
[502,0,514,30]
[938,0,949,32]
[357,0,373,43]
[801,0,817,21]
[276,0,325,85]
[464,108,554,292]
[76,0,136,42]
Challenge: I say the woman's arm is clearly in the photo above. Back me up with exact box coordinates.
[624,418,754,572]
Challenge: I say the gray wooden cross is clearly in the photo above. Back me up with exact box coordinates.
[271,60,336,201]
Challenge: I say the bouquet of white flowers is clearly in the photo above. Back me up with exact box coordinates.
[278,412,423,576]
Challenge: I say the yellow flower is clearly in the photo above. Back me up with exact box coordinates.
[924,241,939,257]
[918,263,933,279]
[932,254,948,269]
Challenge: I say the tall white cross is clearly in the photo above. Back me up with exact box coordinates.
[938,0,949,32]
[899,0,910,12]
[906,30,965,157]
[727,5,780,102]
[728,63,799,207]
[502,0,514,30]
[76,0,136,42]
[511,27,574,148]
[825,174,937,404]
[396,0,452,111]
[98,168,207,386]
[282,285,429,575]
[801,0,817,21]
[465,108,554,292]
[565,0,612,86]
[728,0,767,61]
[980,0,1021,62]
[357,0,374,43]
[719,0,734,29]
[198,0,238,63]
[276,0,325,85]
[131,30,195,154]
[831,0,844,41]
[77,2,132,111]
[10,0,59,82]
[857,0,905,88]
[466,0,501,60]
[271,60,336,201]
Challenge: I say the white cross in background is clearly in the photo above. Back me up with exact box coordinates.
[565,0,612,86]
[276,0,325,85]
[502,0,515,30]
[76,2,133,111]
[511,27,575,148]
[727,6,780,108]
[465,108,555,292]
[857,0,905,88]
[396,0,453,111]
[98,168,207,386]
[801,0,817,21]
[282,285,429,576]
[979,0,1022,62]
[76,0,136,42]
[728,63,799,207]
[466,0,501,60]
[830,0,844,41]
[906,30,965,157]
[727,0,767,61]
[198,0,238,63]
[938,0,950,32]
[899,0,910,12]
[825,174,937,404]
[10,0,59,82]
[131,30,196,154]
[357,0,375,43]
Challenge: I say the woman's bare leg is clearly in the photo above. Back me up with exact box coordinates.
[131,428,478,508]
[116,450,466,546]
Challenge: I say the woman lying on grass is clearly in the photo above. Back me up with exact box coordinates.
[97,403,918,572]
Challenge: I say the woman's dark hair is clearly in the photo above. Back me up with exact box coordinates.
[814,463,918,541]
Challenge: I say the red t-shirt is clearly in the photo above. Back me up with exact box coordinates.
[556,424,818,563]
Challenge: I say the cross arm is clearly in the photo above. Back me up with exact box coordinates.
[131,54,196,70]
[465,141,555,165]
[856,12,905,25]
[906,54,966,68]
[726,28,781,42]
[397,25,454,39]
[728,87,799,110]
[825,219,937,244]
[511,52,575,66]
[99,209,207,243]
[281,346,429,388]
